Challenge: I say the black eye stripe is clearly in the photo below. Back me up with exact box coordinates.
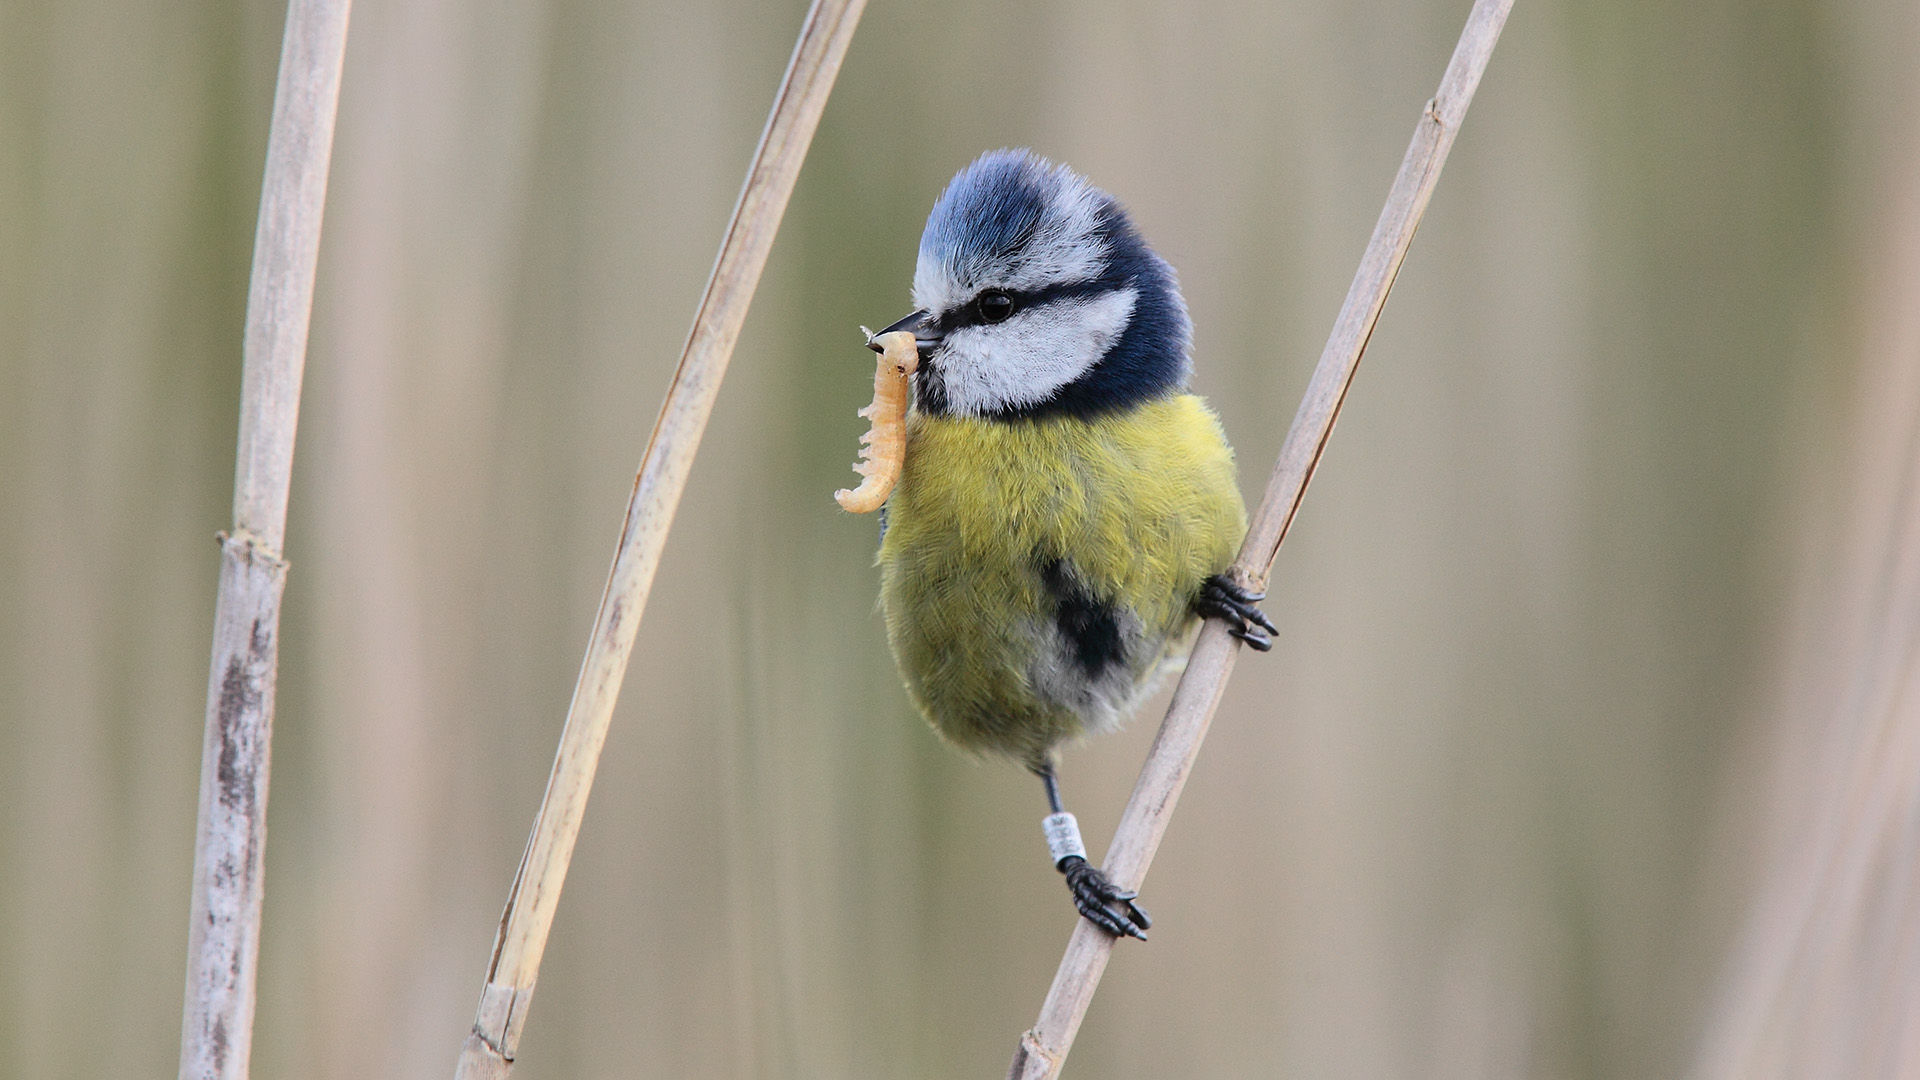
[930,279,1115,336]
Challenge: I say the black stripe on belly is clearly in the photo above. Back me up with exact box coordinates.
[1040,559,1125,676]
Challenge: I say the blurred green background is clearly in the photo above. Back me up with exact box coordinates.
[3,0,1916,1077]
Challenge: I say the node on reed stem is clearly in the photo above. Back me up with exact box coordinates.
[179,2,352,1079]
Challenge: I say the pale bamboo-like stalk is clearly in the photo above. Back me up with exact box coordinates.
[1690,75,1920,1080]
[451,3,865,1077]
[178,2,352,1079]
[1005,2,1513,1076]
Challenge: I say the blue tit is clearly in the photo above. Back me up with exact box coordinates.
[863,149,1275,940]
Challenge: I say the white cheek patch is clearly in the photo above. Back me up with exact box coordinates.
[932,287,1138,415]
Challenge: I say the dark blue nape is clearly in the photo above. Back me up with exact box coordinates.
[1017,207,1190,422]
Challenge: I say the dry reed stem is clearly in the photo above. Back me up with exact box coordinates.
[451,3,865,1076]
[178,2,353,1078]
[1005,2,1513,1076]
[1690,91,1920,1080]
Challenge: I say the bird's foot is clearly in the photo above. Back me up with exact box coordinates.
[1058,855,1151,940]
[1196,574,1279,651]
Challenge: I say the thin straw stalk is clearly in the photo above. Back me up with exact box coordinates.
[1005,2,1514,1077]
[451,3,865,1077]
[178,2,352,1079]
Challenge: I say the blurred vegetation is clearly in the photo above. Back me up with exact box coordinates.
[0,0,1906,1077]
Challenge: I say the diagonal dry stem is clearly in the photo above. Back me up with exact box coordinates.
[451,2,866,1077]
[1005,2,1515,1076]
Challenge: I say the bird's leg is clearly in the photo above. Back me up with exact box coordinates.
[1196,573,1279,651]
[1031,762,1151,941]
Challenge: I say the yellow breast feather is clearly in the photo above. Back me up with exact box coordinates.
[878,393,1246,763]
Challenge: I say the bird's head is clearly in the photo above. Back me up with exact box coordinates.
[874,149,1191,420]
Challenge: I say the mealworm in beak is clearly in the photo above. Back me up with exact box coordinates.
[834,329,920,513]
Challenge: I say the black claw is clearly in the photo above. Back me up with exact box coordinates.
[1196,574,1279,649]
[1230,626,1274,651]
[1059,856,1150,940]
[1130,901,1153,931]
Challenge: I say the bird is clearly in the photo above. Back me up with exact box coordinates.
[863,148,1274,940]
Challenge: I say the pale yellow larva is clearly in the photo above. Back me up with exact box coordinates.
[834,329,921,513]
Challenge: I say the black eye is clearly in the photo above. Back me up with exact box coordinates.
[976,290,1016,324]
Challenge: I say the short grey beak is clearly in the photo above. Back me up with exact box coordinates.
[866,309,941,356]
